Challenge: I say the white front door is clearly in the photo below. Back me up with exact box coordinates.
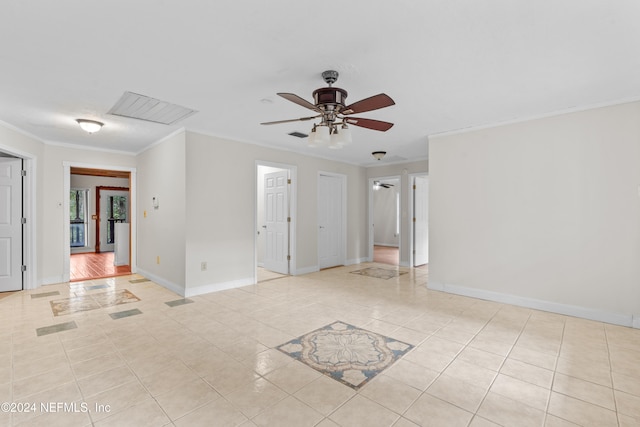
[318,174,343,269]
[264,170,289,274]
[0,158,22,291]
[413,176,428,266]
[99,190,129,252]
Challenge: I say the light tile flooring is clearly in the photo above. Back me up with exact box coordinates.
[0,263,639,426]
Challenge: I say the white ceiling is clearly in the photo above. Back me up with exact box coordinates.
[1,1,639,166]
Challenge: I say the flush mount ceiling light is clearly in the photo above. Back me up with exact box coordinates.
[372,151,386,161]
[76,119,104,134]
[261,70,395,149]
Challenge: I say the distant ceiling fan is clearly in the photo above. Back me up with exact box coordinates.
[373,180,394,190]
[261,70,395,148]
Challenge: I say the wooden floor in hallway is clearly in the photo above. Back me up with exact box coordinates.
[70,252,131,282]
[373,245,399,265]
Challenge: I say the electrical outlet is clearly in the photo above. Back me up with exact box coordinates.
[201,262,207,271]
[156,256,160,264]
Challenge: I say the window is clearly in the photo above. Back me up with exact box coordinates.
[70,189,89,247]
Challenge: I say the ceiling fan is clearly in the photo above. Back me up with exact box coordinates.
[373,180,394,189]
[261,70,395,148]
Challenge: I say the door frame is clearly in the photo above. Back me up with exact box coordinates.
[317,171,347,269]
[95,186,129,253]
[0,145,36,290]
[408,172,428,267]
[63,162,137,282]
[368,175,401,263]
[254,160,297,281]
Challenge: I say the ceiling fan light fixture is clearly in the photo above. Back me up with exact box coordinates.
[76,119,104,134]
[372,151,386,161]
[315,125,330,145]
[307,126,318,147]
[340,124,352,145]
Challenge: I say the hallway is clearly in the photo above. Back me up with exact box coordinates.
[70,252,131,282]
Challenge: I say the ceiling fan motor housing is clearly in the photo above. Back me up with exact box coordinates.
[313,87,348,110]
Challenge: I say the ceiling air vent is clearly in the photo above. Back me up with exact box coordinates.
[288,131,308,138]
[108,91,197,125]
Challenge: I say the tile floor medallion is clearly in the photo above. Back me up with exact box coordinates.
[277,321,413,389]
[350,267,408,280]
[50,289,140,316]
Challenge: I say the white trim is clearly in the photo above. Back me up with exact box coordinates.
[429,96,640,139]
[317,171,347,268]
[185,277,255,297]
[45,140,136,156]
[254,160,297,283]
[346,257,369,266]
[0,119,47,144]
[633,315,640,329]
[136,268,185,296]
[293,265,319,275]
[363,155,429,168]
[429,281,636,328]
[63,162,137,282]
[135,127,186,155]
[41,275,66,286]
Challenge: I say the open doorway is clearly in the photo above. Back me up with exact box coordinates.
[255,161,296,282]
[66,166,135,282]
[370,176,401,265]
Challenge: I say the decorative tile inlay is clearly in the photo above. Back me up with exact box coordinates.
[30,291,61,299]
[36,321,77,336]
[129,278,150,283]
[350,267,408,280]
[85,284,110,290]
[277,321,413,389]
[109,308,143,319]
[50,289,140,316]
[165,298,194,307]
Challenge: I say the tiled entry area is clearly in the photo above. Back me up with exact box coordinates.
[0,264,638,426]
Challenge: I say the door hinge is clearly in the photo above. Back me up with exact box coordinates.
[413,184,416,190]
[287,217,291,222]
[287,255,291,261]
[21,218,26,224]
[287,179,291,184]
[413,217,416,222]
[21,265,26,272]
[21,170,27,177]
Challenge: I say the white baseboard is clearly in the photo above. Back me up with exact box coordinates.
[428,281,636,328]
[185,277,254,297]
[293,265,319,275]
[136,268,185,297]
[41,275,66,286]
[346,257,369,266]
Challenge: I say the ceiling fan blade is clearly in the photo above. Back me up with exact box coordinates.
[261,115,320,125]
[342,93,395,115]
[277,93,320,112]
[344,117,394,132]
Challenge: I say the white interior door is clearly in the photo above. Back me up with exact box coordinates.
[100,190,128,252]
[318,174,343,269]
[0,158,22,291]
[414,176,428,266]
[264,170,289,274]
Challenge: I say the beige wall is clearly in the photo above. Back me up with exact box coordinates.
[136,131,187,294]
[429,102,640,327]
[183,131,368,295]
